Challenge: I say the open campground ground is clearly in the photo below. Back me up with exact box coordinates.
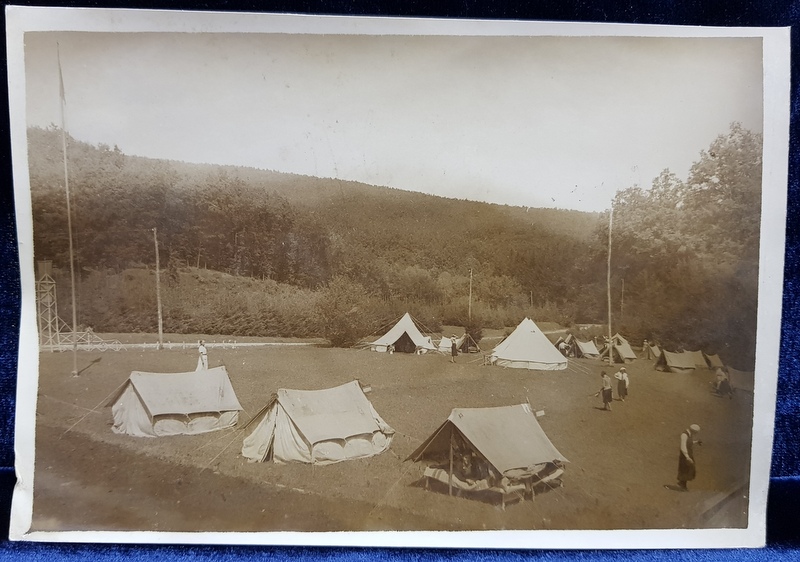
[31,338,753,533]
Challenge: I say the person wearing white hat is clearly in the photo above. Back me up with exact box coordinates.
[674,424,702,491]
[614,366,629,401]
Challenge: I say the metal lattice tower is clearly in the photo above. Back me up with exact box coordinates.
[36,260,68,347]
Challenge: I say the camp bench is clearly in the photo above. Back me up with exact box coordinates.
[423,466,527,510]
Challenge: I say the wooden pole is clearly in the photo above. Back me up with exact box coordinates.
[153,228,164,350]
[448,430,454,497]
[58,44,78,378]
[607,205,614,366]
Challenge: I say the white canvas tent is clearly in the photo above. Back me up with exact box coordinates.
[438,334,466,354]
[107,366,242,437]
[370,312,437,353]
[241,380,394,465]
[574,339,601,359]
[490,318,567,371]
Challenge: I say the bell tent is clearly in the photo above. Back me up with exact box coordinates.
[107,366,243,437]
[370,312,437,353]
[241,380,395,465]
[407,404,568,508]
[490,318,567,371]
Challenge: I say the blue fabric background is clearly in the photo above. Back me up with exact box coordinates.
[1,0,799,559]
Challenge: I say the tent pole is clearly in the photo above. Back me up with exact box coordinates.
[449,431,454,497]
[607,204,614,366]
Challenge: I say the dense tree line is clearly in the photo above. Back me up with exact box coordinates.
[28,124,763,367]
[602,123,762,368]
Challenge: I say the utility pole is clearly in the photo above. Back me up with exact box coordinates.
[607,205,614,366]
[58,44,78,378]
[153,228,164,351]
[468,269,473,321]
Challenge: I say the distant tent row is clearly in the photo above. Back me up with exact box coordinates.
[654,349,729,373]
[369,314,562,369]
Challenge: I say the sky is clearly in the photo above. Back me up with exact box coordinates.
[24,31,763,212]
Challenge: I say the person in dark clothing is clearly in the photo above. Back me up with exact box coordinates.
[674,424,701,491]
[450,335,458,363]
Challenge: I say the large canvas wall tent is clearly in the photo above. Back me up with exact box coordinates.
[489,318,567,371]
[369,312,437,353]
[241,380,394,465]
[106,366,243,437]
[407,404,568,508]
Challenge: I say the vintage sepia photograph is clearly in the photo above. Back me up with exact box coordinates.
[6,8,789,548]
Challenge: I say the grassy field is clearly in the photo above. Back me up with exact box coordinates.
[31,338,753,533]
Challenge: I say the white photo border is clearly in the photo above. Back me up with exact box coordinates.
[5,6,790,549]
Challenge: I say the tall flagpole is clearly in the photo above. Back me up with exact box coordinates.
[58,44,79,377]
[607,204,614,366]
[153,228,164,350]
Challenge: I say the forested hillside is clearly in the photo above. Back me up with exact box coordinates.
[27,124,763,368]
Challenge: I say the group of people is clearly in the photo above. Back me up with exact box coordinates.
[596,366,629,411]
[596,363,703,492]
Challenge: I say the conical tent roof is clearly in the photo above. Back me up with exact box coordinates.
[407,404,568,475]
[370,312,437,353]
[491,318,567,370]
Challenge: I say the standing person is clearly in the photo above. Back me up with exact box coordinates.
[643,339,650,360]
[197,340,208,371]
[614,366,629,401]
[596,371,613,411]
[672,424,701,492]
[450,334,458,363]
